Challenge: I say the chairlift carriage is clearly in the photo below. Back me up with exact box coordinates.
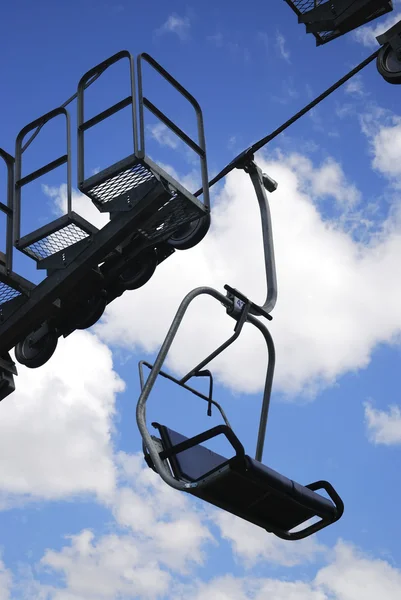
[136,158,344,540]
[0,50,210,392]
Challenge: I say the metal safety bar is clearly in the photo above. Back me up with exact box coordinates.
[77,50,138,187]
[136,286,276,493]
[0,149,15,272]
[137,53,210,210]
[139,360,232,426]
[14,106,72,246]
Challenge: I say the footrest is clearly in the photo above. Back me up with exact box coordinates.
[16,212,98,264]
[152,423,344,540]
[81,155,207,242]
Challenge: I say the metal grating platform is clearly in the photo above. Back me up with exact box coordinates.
[138,193,204,242]
[0,282,21,306]
[86,162,157,207]
[16,212,98,264]
[21,222,91,261]
[291,0,326,11]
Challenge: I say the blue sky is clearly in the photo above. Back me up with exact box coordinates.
[1,0,401,598]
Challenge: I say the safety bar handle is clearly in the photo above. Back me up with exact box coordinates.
[153,423,245,463]
[14,107,71,245]
[273,480,344,541]
[137,52,210,210]
[77,50,138,185]
[138,360,231,426]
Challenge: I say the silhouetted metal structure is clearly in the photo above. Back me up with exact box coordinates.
[284,0,393,45]
[376,18,401,83]
[0,51,210,397]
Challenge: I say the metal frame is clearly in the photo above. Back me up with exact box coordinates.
[14,106,72,248]
[136,286,276,493]
[284,0,393,46]
[139,360,232,425]
[14,106,100,268]
[0,148,15,272]
[77,50,138,190]
[0,180,167,355]
[137,52,210,210]
[0,148,34,312]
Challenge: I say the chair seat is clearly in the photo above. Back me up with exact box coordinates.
[152,423,343,539]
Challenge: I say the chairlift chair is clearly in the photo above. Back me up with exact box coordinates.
[136,159,344,540]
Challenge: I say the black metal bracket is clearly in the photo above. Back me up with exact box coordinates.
[224,285,273,322]
[39,237,93,272]
[0,352,17,402]
[377,18,401,58]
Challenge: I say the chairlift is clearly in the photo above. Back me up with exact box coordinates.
[136,158,344,540]
[284,0,393,45]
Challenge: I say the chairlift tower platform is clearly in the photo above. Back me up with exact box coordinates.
[0,51,210,399]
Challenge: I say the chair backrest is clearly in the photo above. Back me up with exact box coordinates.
[157,424,229,482]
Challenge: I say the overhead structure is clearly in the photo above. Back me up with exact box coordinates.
[376,18,401,83]
[284,0,393,45]
[0,50,210,398]
[136,159,344,540]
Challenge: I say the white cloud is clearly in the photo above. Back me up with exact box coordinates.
[0,331,124,506]
[40,530,171,600]
[23,454,213,599]
[91,150,401,399]
[147,123,178,149]
[316,540,401,599]
[275,31,290,63]
[187,542,401,600]
[111,452,213,573]
[344,75,365,97]
[364,401,401,445]
[155,14,191,41]
[43,183,109,229]
[182,575,325,600]
[370,119,401,183]
[0,559,12,600]
[213,510,327,567]
[6,451,401,600]
[284,153,361,206]
[353,10,401,47]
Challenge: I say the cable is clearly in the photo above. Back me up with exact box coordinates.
[21,46,379,192]
[194,47,380,196]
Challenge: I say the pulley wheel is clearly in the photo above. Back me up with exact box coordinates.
[15,329,58,369]
[167,213,211,250]
[377,44,401,84]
